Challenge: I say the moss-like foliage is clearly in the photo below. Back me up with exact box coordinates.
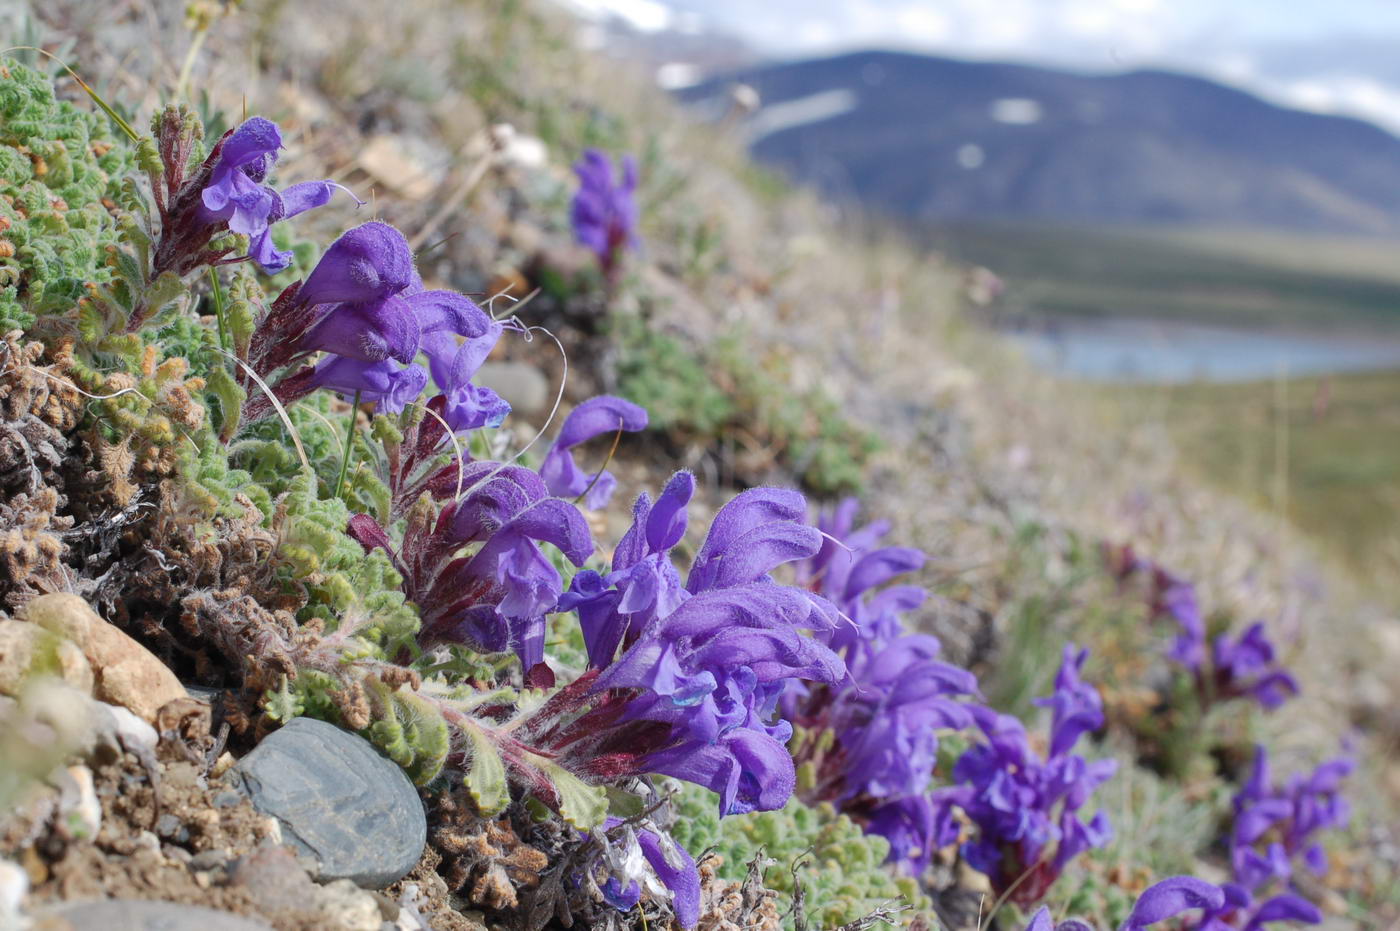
[669,782,932,929]
[274,472,420,653]
[0,60,132,333]
[612,315,880,497]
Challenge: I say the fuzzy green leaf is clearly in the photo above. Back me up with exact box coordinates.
[463,723,510,816]
[528,752,608,830]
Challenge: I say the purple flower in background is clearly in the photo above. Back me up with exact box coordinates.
[198,117,360,273]
[1109,547,1300,715]
[1230,745,1351,891]
[798,497,927,665]
[1021,876,1225,931]
[540,396,649,509]
[572,149,639,279]
[1191,744,1350,931]
[1035,644,1105,758]
[1212,623,1300,710]
[779,498,984,874]
[1153,568,1206,670]
[935,645,1115,906]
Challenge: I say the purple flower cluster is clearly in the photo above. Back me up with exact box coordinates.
[556,473,846,815]
[1104,544,1299,713]
[1191,744,1352,931]
[571,149,639,279]
[244,221,508,428]
[935,644,1116,906]
[195,117,360,273]
[137,114,355,326]
[781,499,979,874]
[352,460,594,675]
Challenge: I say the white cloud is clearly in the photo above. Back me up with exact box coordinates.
[1274,74,1400,133]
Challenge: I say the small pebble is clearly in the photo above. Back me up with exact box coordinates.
[155,812,188,842]
[163,844,192,865]
[190,848,230,871]
[213,788,244,809]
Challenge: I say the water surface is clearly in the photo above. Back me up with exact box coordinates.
[1002,317,1400,383]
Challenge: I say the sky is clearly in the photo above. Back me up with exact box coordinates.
[570,0,1400,134]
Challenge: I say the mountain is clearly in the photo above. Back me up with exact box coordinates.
[676,51,1400,234]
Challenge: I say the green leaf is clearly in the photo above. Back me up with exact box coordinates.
[529,752,608,830]
[462,722,509,816]
[263,674,304,722]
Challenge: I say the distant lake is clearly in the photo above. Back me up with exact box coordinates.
[1002,317,1400,383]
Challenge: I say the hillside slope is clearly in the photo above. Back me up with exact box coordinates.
[7,1,1398,928]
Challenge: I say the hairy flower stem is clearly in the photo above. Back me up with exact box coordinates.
[334,390,362,500]
[208,267,230,353]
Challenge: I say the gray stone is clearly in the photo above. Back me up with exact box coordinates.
[477,361,550,416]
[233,717,425,888]
[48,899,273,930]
[189,848,230,871]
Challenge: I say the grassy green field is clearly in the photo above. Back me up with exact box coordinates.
[924,221,1400,589]
[1111,366,1400,587]
[926,221,1400,331]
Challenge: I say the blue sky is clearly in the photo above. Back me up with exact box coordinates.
[576,0,1400,132]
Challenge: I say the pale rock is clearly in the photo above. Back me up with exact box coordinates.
[20,593,185,723]
[317,879,384,931]
[357,135,446,201]
[57,764,101,840]
[47,899,274,930]
[0,857,27,926]
[477,361,550,417]
[0,618,93,696]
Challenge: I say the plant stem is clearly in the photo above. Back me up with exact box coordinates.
[334,390,362,500]
[208,267,229,354]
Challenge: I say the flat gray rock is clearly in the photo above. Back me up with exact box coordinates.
[478,361,549,416]
[234,717,425,888]
[48,899,273,930]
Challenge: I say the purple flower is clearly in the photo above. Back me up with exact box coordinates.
[591,817,700,929]
[306,357,428,414]
[798,497,926,665]
[571,149,639,278]
[246,222,507,427]
[1122,552,1300,714]
[864,795,959,877]
[1212,623,1300,710]
[1154,570,1206,670]
[935,646,1114,905]
[297,221,418,308]
[560,471,695,668]
[1230,744,1351,893]
[553,480,845,814]
[198,117,358,273]
[540,396,649,509]
[1021,877,1225,931]
[370,461,594,670]
[1034,644,1105,758]
[1121,876,1226,930]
